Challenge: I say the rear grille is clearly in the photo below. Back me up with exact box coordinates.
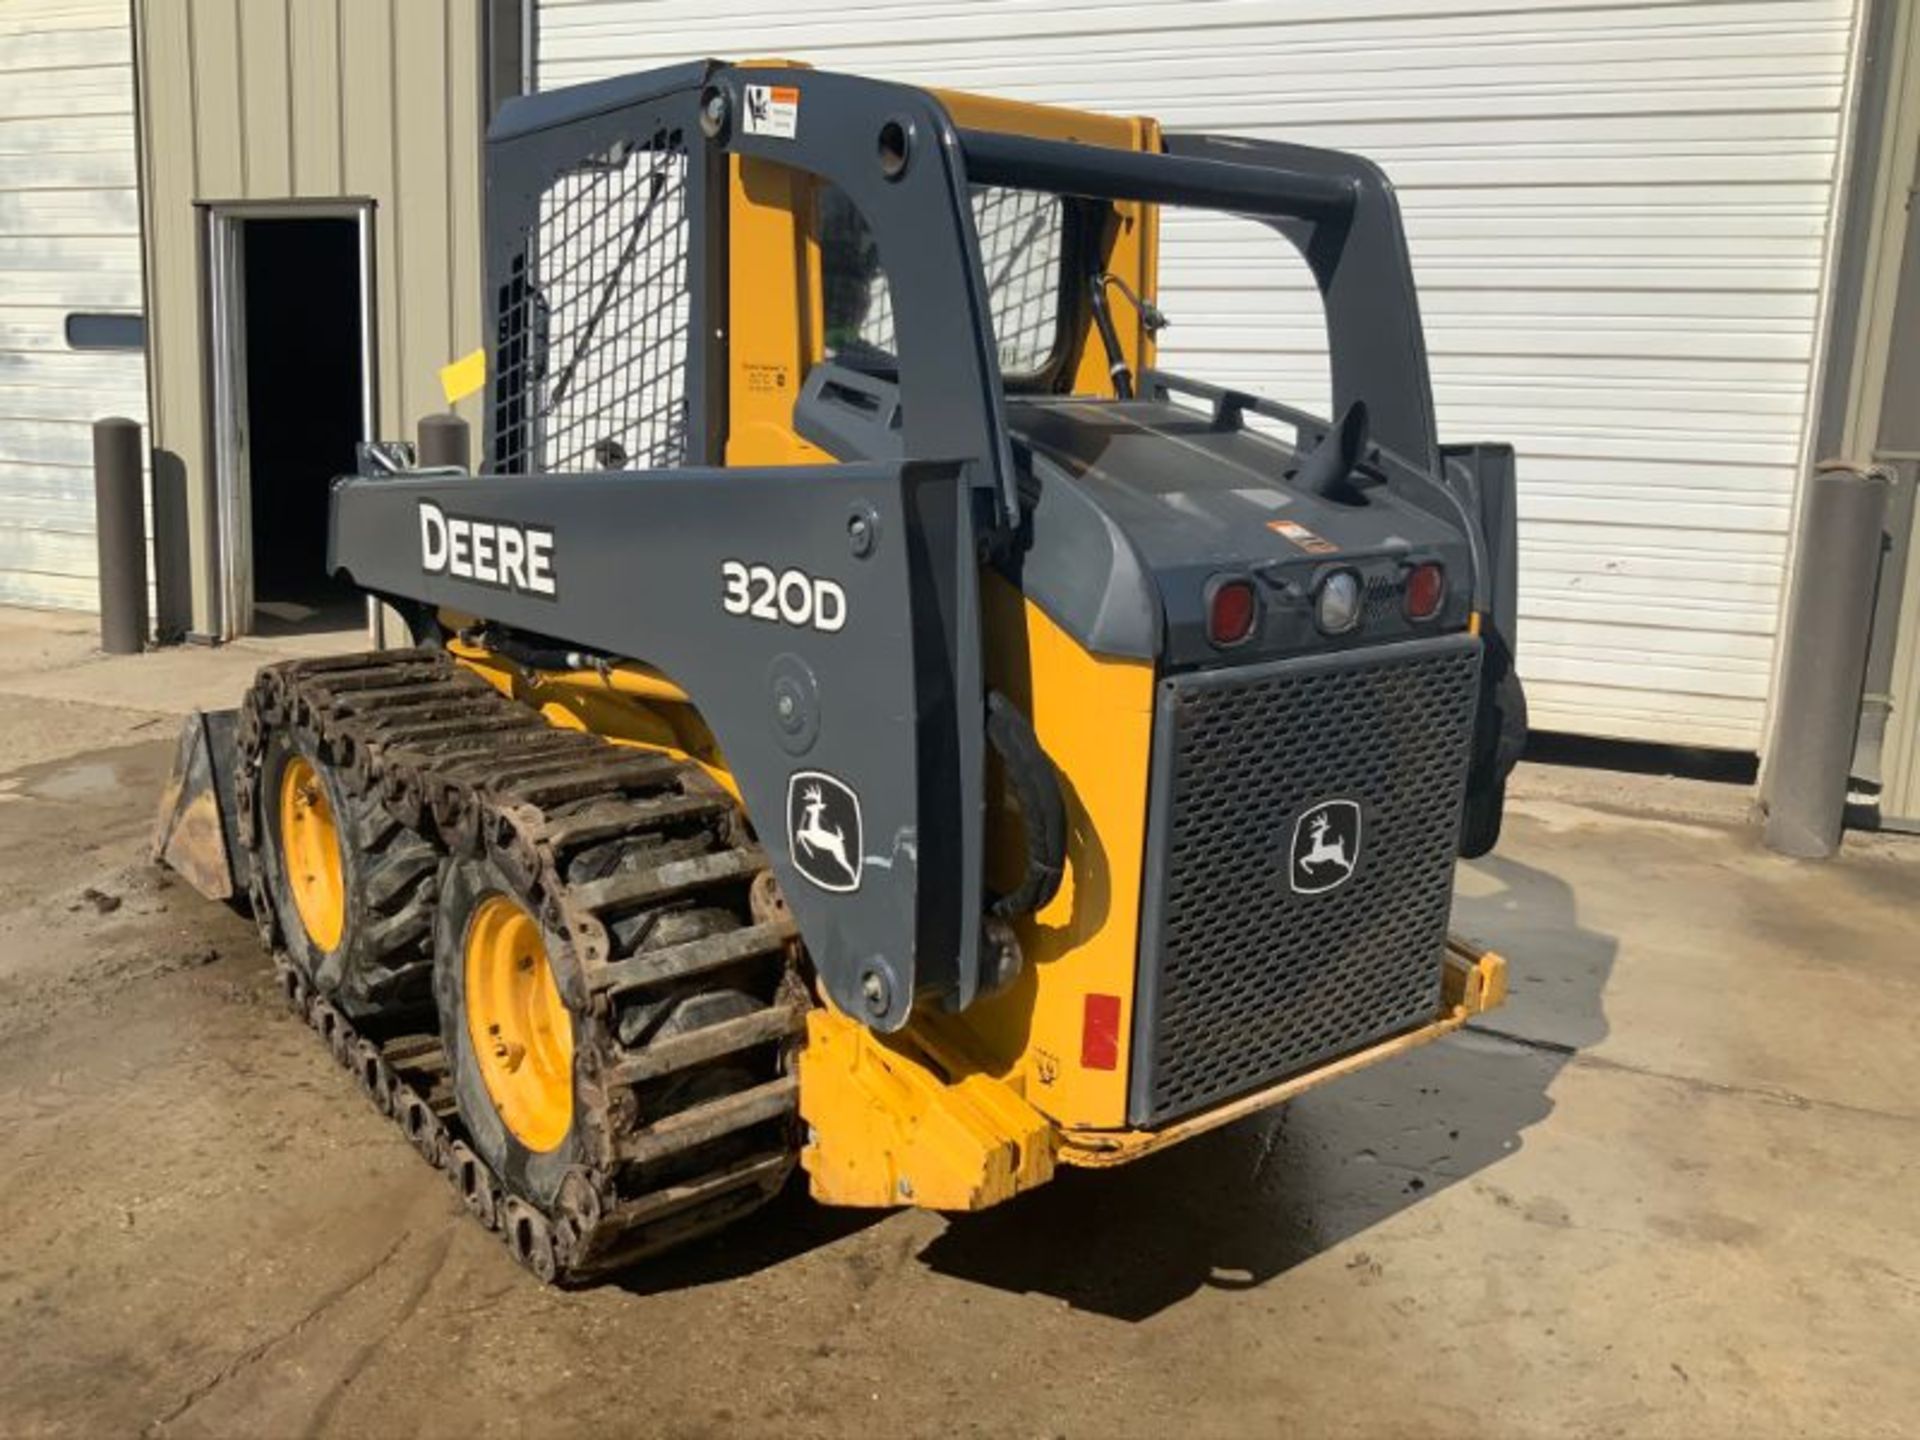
[1128,635,1481,1126]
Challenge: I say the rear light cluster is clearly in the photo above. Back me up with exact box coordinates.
[1205,561,1446,649]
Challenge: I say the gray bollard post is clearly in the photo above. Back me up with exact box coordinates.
[1760,462,1894,858]
[92,416,148,655]
[418,412,471,471]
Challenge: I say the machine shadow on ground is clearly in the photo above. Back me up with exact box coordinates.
[610,1185,896,1296]
[608,844,1615,1318]
[908,848,1617,1321]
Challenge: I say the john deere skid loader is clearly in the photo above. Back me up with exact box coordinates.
[155,60,1526,1282]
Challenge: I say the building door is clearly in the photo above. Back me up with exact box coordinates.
[206,204,375,639]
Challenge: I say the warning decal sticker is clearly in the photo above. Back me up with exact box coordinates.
[743,84,800,139]
[1267,518,1340,555]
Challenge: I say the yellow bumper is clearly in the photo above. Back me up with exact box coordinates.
[1057,936,1506,1167]
[798,935,1506,1208]
[797,1010,1056,1211]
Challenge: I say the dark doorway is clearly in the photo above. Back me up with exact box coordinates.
[239,217,366,634]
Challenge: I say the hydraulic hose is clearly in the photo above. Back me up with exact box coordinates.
[984,692,1066,919]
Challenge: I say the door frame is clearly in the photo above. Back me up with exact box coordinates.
[202,199,378,640]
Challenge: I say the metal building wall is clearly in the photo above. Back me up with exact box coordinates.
[134,0,487,639]
[538,0,1864,751]
[1849,5,1920,827]
[0,0,148,612]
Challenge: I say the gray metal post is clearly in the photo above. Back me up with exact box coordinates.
[1761,462,1894,857]
[418,412,472,470]
[92,416,148,654]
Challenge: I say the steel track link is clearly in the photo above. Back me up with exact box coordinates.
[236,649,808,1283]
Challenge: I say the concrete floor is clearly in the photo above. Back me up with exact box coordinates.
[0,606,1915,1438]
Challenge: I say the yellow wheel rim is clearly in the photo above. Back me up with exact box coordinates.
[465,895,574,1152]
[278,755,346,952]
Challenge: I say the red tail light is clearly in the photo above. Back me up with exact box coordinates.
[1404,562,1446,621]
[1206,576,1258,647]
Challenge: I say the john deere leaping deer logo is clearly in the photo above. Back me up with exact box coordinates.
[786,770,863,893]
[1290,799,1362,895]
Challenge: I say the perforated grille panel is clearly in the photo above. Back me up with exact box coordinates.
[1363,573,1406,627]
[493,134,690,474]
[1129,636,1482,1126]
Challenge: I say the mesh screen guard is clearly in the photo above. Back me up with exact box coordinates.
[835,184,1064,375]
[1129,636,1482,1126]
[493,134,692,475]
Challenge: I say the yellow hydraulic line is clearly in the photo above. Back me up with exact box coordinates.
[546,663,693,706]
[448,637,694,705]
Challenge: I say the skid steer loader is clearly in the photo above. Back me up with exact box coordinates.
[154,60,1526,1282]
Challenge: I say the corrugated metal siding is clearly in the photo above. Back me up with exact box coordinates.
[0,0,148,612]
[134,0,487,637]
[538,0,1862,749]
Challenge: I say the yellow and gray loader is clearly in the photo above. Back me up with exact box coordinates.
[155,60,1527,1282]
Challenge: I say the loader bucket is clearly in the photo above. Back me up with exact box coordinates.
[152,709,250,902]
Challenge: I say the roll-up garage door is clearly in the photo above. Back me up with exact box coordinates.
[537,0,1861,750]
[0,0,148,613]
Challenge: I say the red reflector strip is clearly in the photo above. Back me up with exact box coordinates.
[1081,993,1122,1071]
